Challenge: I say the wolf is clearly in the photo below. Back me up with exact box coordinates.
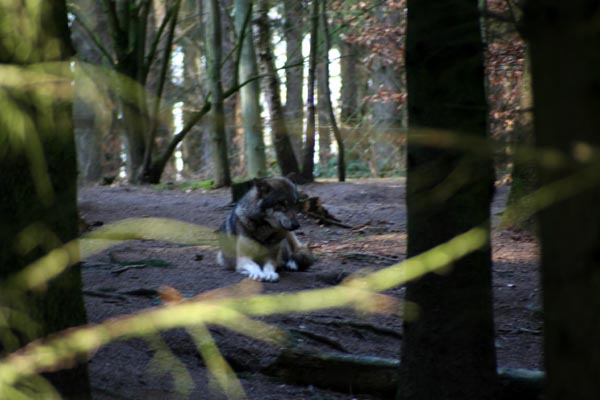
[217,177,313,282]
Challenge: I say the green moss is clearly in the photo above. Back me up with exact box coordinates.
[152,180,215,191]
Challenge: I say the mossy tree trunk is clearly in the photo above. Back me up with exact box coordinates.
[0,1,90,398]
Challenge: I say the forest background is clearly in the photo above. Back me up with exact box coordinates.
[70,0,524,190]
[4,0,599,399]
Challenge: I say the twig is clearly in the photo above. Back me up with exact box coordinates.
[120,288,159,297]
[311,319,403,339]
[304,211,353,228]
[341,252,401,264]
[83,290,127,301]
[518,327,542,335]
[288,328,348,353]
[110,264,148,275]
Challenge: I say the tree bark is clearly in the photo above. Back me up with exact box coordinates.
[105,0,153,182]
[205,0,232,187]
[320,0,345,182]
[139,0,182,184]
[503,48,536,230]
[283,0,305,162]
[235,0,267,178]
[370,5,406,176]
[0,1,90,397]
[220,0,241,177]
[71,0,105,185]
[73,63,104,185]
[256,0,300,176]
[181,0,207,178]
[340,40,361,125]
[399,0,498,399]
[301,0,320,182]
[523,2,600,399]
[317,58,331,170]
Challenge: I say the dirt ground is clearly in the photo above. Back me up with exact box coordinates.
[78,178,542,399]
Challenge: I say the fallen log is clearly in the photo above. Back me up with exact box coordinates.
[261,348,544,399]
[262,348,399,396]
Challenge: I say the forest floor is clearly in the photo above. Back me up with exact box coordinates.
[78,178,542,400]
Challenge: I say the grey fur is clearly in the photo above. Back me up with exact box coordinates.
[217,177,314,281]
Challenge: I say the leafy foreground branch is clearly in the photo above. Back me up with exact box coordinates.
[0,222,488,398]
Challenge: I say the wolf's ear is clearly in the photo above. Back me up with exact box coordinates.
[253,178,272,197]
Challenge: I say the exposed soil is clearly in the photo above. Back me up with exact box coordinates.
[78,178,542,399]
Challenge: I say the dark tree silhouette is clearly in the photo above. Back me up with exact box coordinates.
[398,0,498,399]
[524,1,600,399]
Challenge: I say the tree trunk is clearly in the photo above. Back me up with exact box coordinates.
[256,0,300,176]
[71,0,105,185]
[220,0,241,177]
[120,82,150,180]
[283,0,305,162]
[317,59,331,170]
[73,63,104,185]
[503,48,536,230]
[0,1,90,398]
[301,0,320,182]
[320,0,345,182]
[339,40,366,173]
[138,0,182,184]
[181,0,207,178]
[235,0,267,178]
[399,0,498,399]
[107,0,153,182]
[205,0,232,187]
[340,40,361,125]
[523,2,600,399]
[370,5,406,176]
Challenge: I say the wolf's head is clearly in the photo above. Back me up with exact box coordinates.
[254,177,300,231]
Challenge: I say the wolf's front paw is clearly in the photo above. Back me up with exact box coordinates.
[262,262,280,282]
[238,268,263,281]
[237,258,265,281]
[284,259,298,271]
